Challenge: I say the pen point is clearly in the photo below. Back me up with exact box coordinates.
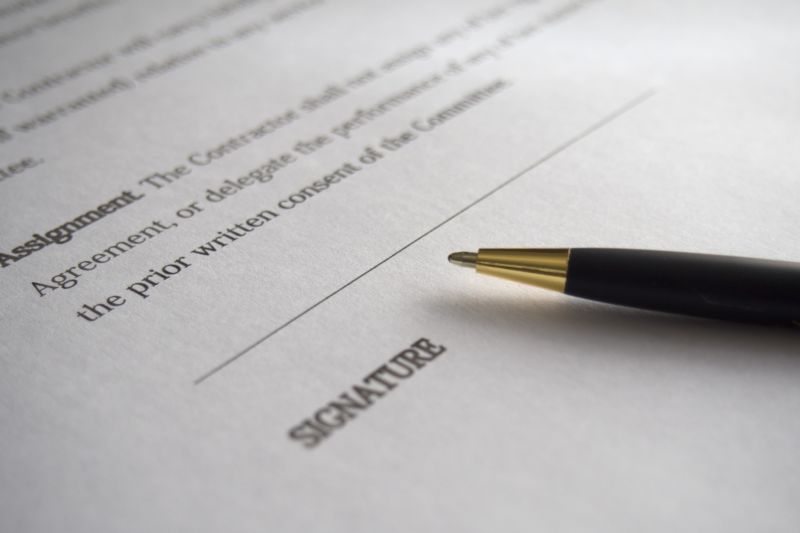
[448,251,478,268]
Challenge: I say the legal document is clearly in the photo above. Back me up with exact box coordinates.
[1,0,799,531]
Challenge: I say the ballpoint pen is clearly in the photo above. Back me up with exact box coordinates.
[448,248,800,324]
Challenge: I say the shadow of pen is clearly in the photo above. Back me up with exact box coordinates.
[429,293,800,368]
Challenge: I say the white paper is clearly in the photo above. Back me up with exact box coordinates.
[1,0,799,531]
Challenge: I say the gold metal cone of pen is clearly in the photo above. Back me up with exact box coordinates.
[448,248,570,292]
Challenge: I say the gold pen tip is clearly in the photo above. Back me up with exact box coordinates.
[448,251,478,268]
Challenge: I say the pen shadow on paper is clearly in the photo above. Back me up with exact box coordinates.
[430,294,800,368]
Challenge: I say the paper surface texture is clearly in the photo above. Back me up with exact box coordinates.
[1,0,799,531]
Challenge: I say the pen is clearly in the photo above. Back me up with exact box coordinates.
[448,248,800,324]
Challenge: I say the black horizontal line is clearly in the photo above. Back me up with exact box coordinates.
[193,88,656,385]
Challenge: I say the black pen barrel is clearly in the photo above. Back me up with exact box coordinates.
[564,248,800,324]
